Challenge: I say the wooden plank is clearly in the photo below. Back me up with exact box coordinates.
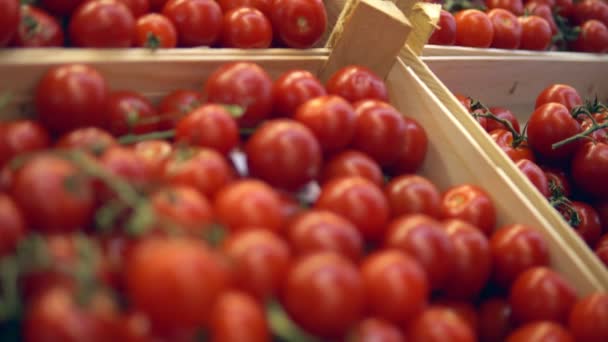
[405,3,441,56]
[423,45,608,59]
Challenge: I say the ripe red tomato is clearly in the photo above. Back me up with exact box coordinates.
[321,150,383,187]
[315,177,389,241]
[222,229,290,299]
[270,0,327,48]
[118,0,149,17]
[509,266,577,324]
[596,238,608,266]
[555,0,574,16]
[326,65,389,103]
[572,0,608,26]
[594,201,608,233]
[385,214,454,289]
[350,318,405,342]
[429,10,456,45]
[440,184,496,236]
[570,201,602,246]
[133,139,173,179]
[489,224,550,288]
[272,70,326,117]
[134,14,177,48]
[478,298,513,342]
[11,154,95,234]
[407,307,475,342]
[12,6,63,47]
[486,107,521,133]
[69,0,135,47]
[389,117,428,174]
[568,293,608,342]
[0,0,18,46]
[519,15,552,50]
[527,103,582,160]
[151,185,214,235]
[506,321,575,342]
[282,252,364,338]
[286,210,363,261]
[0,193,27,256]
[434,300,479,333]
[0,120,50,167]
[175,104,239,155]
[571,142,608,200]
[40,0,84,16]
[35,64,109,135]
[214,180,284,232]
[442,220,492,299]
[525,2,558,34]
[56,127,117,156]
[221,7,272,48]
[295,95,356,154]
[210,291,270,342]
[204,62,273,127]
[490,129,535,163]
[157,89,201,129]
[218,0,271,16]
[454,9,494,48]
[488,9,522,49]
[162,0,222,47]
[246,119,322,190]
[516,159,550,197]
[535,84,582,111]
[384,175,441,218]
[542,166,572,197]
[107,91,158,136]
[486,0,524,15]
[99,146,153,190]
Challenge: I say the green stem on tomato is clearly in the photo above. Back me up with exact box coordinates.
[470,100,526,147]
[267,301,320,342]
[552,121,608,149]
[117,129,176,145]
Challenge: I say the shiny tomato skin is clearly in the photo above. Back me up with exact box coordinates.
[315,176,389,242]
[151,185,214,235]
[525,2,558,34]
[134,14,177,48]
[56,127,117,156]
[486,0,523,15]
[519,15,552,50]
[221,7,272,48]
[210,291,270,342]
[568,293,608,342]
[407,307,476,342]
[0,193,27,256]
[478,298,513,342]
[571,142,608,200]
[175,104,239,155]
[12,5,64,47]
[486,107,520,133]
[535,84,582,111]
[0,120,50,167]
[516,159,550,197]
[204,62,273,127]
[506,321,574,342]
[429,10,456,45]
[385,215,453,290]
[572,0,608,26]
[454,9,494,48]
[321,150,383,187]
[389,117,428,174]
[326,66,389,103]
[490,129,535,163]
[157,89,201,129]
[218,0,271,16]
[489,224,550,288]
[350,318,405,342]
[106,91,158,136]
[99,146,153,190]
[272,70,326,117]
[70,0,135,47]
[509,266,578,324]
[0,0,18,46]
[270,0,327,48]
[488,8,522,49]
[527,103,582,160]
[433,300,478,333]
[117,0,149,17]
[35,64,109,135]
[384,175,441,218]
[440,184,496,236]
[162,0,222,47]
[572,20,608,53]
[571,201,602,246]
[282,252,364,338]
[133,140,173,181]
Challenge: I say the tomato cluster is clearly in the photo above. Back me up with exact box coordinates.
[429,0,608,53]
[0,0,327,48]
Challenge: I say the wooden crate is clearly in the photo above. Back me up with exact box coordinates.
[422,45,608,59]
[400,47,608,289]
[0,52,604,294]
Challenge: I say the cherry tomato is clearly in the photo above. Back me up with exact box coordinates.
[321,150,383,187]
[349,318,405,342]
[210,291,270,342]
[486,107,520,133]
[283,252,364,337]
[133,140,173,180]
[429,10,456,45]
[490,224,550,288]
[486,0,523,15]
[490,129,535,163]
[157,89,201,129]
[478,298,513,342]
[326,66,389,103]
[134,14,177,48]
[106,91,158,136]
[12,5,63,47]
[407,307,475,342]
[69,0,135,48]
[40,0,83,16]
[175,104,239,155]
[56,127,117,156]
[454,9,494,48]
[151,185,213,235]
[434,300,478,333]
[593,201,608,233]
[384,175,441,218]
[286,209,363,261]
[572,0,608,27]
[506,321,574,342]
[0,120,50,167]
[542,166,572,197]
[535,84,582,111]
[555,0,574,17]
[519,15,552,50]
[162,0,222,47]
[99,146,153,190]
[389,117,428,174]
[315,177,389,241]
[385,214,453,289]
[516,159,550,197]
[488,9,522,49]
[0,0,18,46]
[568,293,608,342]
[272,70,326,117]
[35,64,109,135]
[571,201,602,246]
[527,103,582,160]
[441,184,496,236]
[270,0,327,48]
[0,193,27,256]
[509,266,577,324]
[221,7,272,48]
[118,0,149,17]
[218,0,271,16]
[571,142,608,200]
[204,62,273,127]
[524,2,558,34]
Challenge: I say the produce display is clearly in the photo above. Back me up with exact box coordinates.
[0,0,327,48]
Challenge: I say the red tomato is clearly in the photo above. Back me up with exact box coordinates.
[516,159,550,197]
[222,229,290,299]
[594,201,608,233]
[282,252,364,338]
[118,0,149,17]
[384,175,441,218]
[151,185,214,235]
[478,298,513,342]
[429,10,456,45]
[489,224,550,288]
[221,7,272,48]
[0,120,50,167]
[442,220,491,299]
[175,104,239,155]
[455,94,472,111]
[204,62,273,127]
[527,103,582,160]
[210,291,270,342]
[270,0,327,48]
[214,180,284,232]
[570,201,602,246]
[385,215,454,290]
[490,129,535,163]
[133,140,173,179]
[407,307,475,342]
[506,321,574,342]
[69,0,135,47]
[571,142,608,200]
[542,166,572,197]
[454,9,494,48]
[99,146,153,190]
[350,318,405,342]
[524,2,558,34]
[389,117,428,174]
[0,0,18,46]
[0,193,27,256]
[326,65,389,103]
[106,91,158,136]
[272,70,326,117]
[535,84,582,111]
[555,0,574,17]
[157,89,201,129]
[486,107,521,133]
[488,9,522,49]
[40,0,83,16]
[286,210,363,261]
[162,0,222,47]
[56,127,117,156]
[134,14,177,48]
[486,0,523,15]
[11,154,95,234]
[315,177,389,241]
[519,15,552,50]
[321,150,383,187]
[35,64,109,135]
[572,0,608,26]
[596,240,608,267]
[12,5,63,47]
[434,300,479,333]
[568,293,608,342]
[218,0,271,16]
[441,184,496,236]
[509,266,577,324]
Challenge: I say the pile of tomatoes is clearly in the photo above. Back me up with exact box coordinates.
[0,0,327,48]
[428,0,608,53]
